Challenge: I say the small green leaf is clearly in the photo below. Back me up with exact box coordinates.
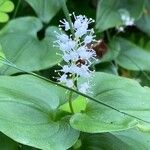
[59,96,87,113]
[0,0,14,23]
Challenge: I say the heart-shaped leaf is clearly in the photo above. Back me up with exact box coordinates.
[25,0,66,23]
[0,75,79,150]
[136,0,150,36]
[115,37,150,71]
[96,0,144,32]
[70,72,150,133]
[79,128,150,150]
[0,17,62,75]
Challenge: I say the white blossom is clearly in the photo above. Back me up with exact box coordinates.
[120,12,134,26]
[54,13,96,93]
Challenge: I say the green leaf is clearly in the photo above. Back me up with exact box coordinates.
[112,128,150,150]
[70,72,150,133]
[0,75,79,150]
[59,96,87,113]
[136,0,150,36]
[79,128,150,150]
[115,38,150,71]
[96,0,144,32]
[101,38,121,62]
[79,133,128,150]
[0,132,18,150]
[0,17,62,75]
[0,0,14,23]
[25,0,65,23]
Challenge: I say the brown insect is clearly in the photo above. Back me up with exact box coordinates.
[75,40,108,67]
[86,39,108,58]
[76,59,86,67]
[92,40,108,58]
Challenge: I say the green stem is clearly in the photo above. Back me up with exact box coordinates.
[68,91,74,114]
[60,0,75,38]
[106,30,111,42]
[13,0,21,18]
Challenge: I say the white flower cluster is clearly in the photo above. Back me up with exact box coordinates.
[117,10,135,32]
[54,13,96,93]
[121,13,134,26]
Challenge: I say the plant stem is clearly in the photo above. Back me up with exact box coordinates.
[13,0,21,18]
[68,91,74,114]
[60,0,75,38]
[106,30,111,42]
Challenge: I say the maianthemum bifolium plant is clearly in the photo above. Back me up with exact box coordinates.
[0,0,150,149]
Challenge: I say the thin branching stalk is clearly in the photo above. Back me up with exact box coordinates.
[13,0,21,18]
[68,91,74,114]
[60,0,76,113]
[60,0,75,38]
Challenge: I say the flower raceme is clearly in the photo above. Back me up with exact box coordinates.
[54,14,97,93]
[117,10,135,32]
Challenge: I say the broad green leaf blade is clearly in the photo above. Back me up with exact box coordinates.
[25,0,65,23]
[136,0,150,36]
[79,133,128,150]
[0,17,62,75]
[0,75,68,110]
[0,75,79,150]
[0,0,14,23]
[101,38,121,62]
[112,128,150,150]
[70,72,150,133]
[79,129,150,150]
[0,132,18,150]
[70,102,137,133]
[115,38,150,71]
[96,0,144,32]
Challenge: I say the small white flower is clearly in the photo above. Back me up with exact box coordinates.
[57,33,69,43]
[75,27,88,38]
[59,19,70,31]
[59,74,68,83]
[116,26,124,32]
[63,53,71,62]
[84,35,93,44]
[61,65,70,73]
[120,13,134,26]
[69,51,79,61]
